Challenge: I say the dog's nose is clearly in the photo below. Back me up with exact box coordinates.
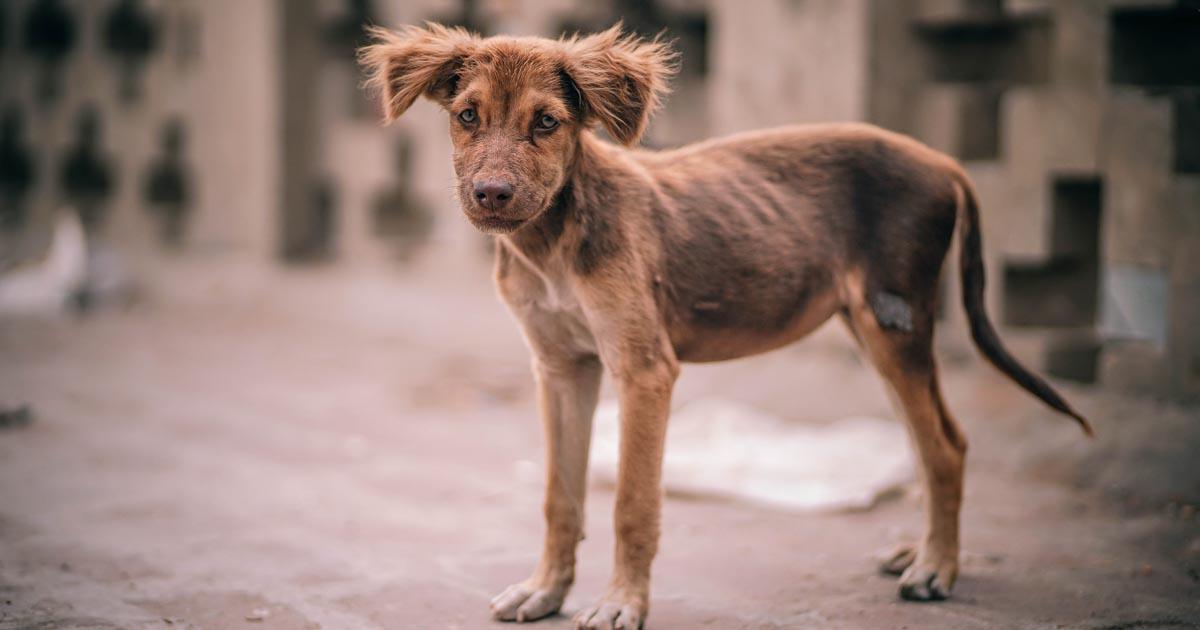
[473,180,514,210]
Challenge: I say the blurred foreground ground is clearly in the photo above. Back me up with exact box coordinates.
[1,257,1198,629]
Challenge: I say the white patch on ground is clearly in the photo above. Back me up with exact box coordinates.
[0,210,86,315]
[591,398,914,512]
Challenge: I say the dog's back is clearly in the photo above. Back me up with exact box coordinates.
[630,123,959,363]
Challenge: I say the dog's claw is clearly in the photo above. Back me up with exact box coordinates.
[897,558,956,601]
[517,589,564,622]
[490,582,567,623]
[573,596,644,630]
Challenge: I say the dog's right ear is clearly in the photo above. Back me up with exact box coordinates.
[358,23,478,123]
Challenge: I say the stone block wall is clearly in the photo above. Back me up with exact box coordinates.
[869,0,1200,398]
[3,0,1194,399]
[0,0,279,265]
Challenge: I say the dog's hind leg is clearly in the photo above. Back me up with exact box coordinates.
[491,354,603,623]
[842,280,968,601]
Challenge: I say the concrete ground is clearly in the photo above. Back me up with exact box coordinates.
[1,257,1198,629]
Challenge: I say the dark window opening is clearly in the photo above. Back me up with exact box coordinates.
[957,87,1003,160]
[1109,7,1200,89]
[1174,93,1200,174]
[1045,334,1101,384]
[913,14,1051,86]
[1003,176,1102,329]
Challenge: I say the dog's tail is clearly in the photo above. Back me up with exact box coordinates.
[952,171,1094,437]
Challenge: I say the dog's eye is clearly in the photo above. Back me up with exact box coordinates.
[458,108,477,124]
[537,114,558,131]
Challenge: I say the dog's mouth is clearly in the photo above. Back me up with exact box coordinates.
[466,213,527,234]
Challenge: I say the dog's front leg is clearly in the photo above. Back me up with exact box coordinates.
[491,355,603,623]
[575,336,678,630]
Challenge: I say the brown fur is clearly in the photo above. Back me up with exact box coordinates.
[360,23,1091,629]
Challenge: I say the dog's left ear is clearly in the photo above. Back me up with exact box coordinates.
[561,24,678,145]
[359,23,479,123]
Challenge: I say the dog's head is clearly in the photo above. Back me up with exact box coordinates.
[360,23,676,234]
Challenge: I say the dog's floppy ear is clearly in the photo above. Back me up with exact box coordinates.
[359,23,479,122]
[561,24,678,145]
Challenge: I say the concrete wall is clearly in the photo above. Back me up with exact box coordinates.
[0,0,279,264]
[710,0,869,135]
[868,0,1200,398]
[3,0,1194,399]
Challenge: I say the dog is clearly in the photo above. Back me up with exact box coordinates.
[360,23,1092,630]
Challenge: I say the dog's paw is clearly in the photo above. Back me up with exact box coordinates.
[877,543,918,576]
[572,592,646,630]
[897,556,958,602]
[490,581,568,623]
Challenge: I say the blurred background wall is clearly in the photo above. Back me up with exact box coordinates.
[1,0,1197,398]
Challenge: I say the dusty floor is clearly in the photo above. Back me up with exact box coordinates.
[1,258,1198,629]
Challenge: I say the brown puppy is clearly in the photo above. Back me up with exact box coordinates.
[360,23,1091,630]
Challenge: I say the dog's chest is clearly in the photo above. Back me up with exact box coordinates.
[497,247,598,356]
